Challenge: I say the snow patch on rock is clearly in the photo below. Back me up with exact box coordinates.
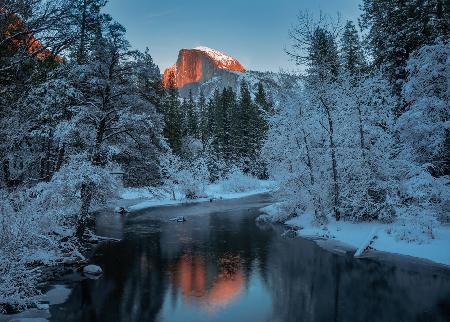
[193,46,238,68]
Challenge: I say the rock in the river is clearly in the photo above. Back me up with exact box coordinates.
[36,302,49,310]
[114,207,129,215]
[83,265,103,276]
[170,216,186,223]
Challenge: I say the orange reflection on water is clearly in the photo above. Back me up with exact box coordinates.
[177,255,206,298]
[171,253,244,310]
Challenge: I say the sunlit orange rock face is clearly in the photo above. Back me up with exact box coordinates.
[170,253,244,310]
[1,10,56,61]
[162,47,245,88]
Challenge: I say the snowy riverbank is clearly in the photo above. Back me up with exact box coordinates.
[259,204,450,267]
[116,179,277,212]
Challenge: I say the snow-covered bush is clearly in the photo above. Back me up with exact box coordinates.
[220,167,262,193]
[0,156,121,311]
[257,203,301,223]
[0,186,69,311]
[176,168,208,199]
[398,39,450,171]
[160,152,210,199]
[397,168,449,232]
[393,207,440,244]
[50,155,121,211]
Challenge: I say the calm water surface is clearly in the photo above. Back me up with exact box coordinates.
[49,195,450,322]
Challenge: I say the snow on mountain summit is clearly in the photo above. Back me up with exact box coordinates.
[162,46,245,88]
[193,46,238,69]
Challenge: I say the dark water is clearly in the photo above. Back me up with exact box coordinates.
[49,195,450,322]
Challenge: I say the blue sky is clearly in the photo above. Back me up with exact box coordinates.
[105,0,362,72]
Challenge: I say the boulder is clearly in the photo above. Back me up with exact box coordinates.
[114,206,129,215]
[36,303,49,310]
[83,264,102,276]
[170,216,186,223]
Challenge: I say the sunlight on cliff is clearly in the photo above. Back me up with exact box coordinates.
[162,47,246,88]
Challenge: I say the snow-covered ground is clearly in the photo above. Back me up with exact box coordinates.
[260,204,450,267]
[119,179,277,212]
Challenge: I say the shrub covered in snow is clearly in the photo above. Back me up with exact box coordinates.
[160,152,210,200]
[398,39,450,172]
[0,157,120,311]
[220,167,263,193]
[257,204,294,223]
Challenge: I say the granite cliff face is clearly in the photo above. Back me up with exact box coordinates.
[1,10,56,60]
[162,47,246,89]
[162,46,299,102]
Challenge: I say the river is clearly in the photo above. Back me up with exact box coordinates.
[46,194,450,322]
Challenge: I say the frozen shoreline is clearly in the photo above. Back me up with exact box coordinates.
[115,180,277,212]
[260,204,450,267]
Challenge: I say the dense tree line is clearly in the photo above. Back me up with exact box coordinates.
[0,0,169,307]
[0,0,272,223]
[1,0,166,192]
[161,71,272,181]
[361,0,450,101]
[0,1,274,306]
[265,3,449,229]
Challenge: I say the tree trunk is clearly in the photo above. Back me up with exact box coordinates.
[77,181,93,239]
[55,145,65,172]
[301,133,326,223]
[322,98,340,221]
[356,98,366,160]
[2,159,10,186]
[93,118,106,164]
[40,158,46,180]
[44,136,52,181]
[77,0,87,64]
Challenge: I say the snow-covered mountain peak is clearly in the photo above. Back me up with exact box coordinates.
[193,46,238,68]
[162,46,245,88]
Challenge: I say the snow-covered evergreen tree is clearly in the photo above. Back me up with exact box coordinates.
[361,0,450,99]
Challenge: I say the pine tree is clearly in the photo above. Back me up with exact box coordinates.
[341,21,366,78]
[238,81,253,159]
[206,89,220,142]
[361,0,450,99]
[217,87,236,164]
[185,90,199,139]
[204,89,221,179]
[255,83,272,114]
[253,82,272,177]
[307,27,340,85]
[162,71,183,154]
[70,0,107,64]
[198,89,208,144]
[135,48,164,114]
[255,82,272,140]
